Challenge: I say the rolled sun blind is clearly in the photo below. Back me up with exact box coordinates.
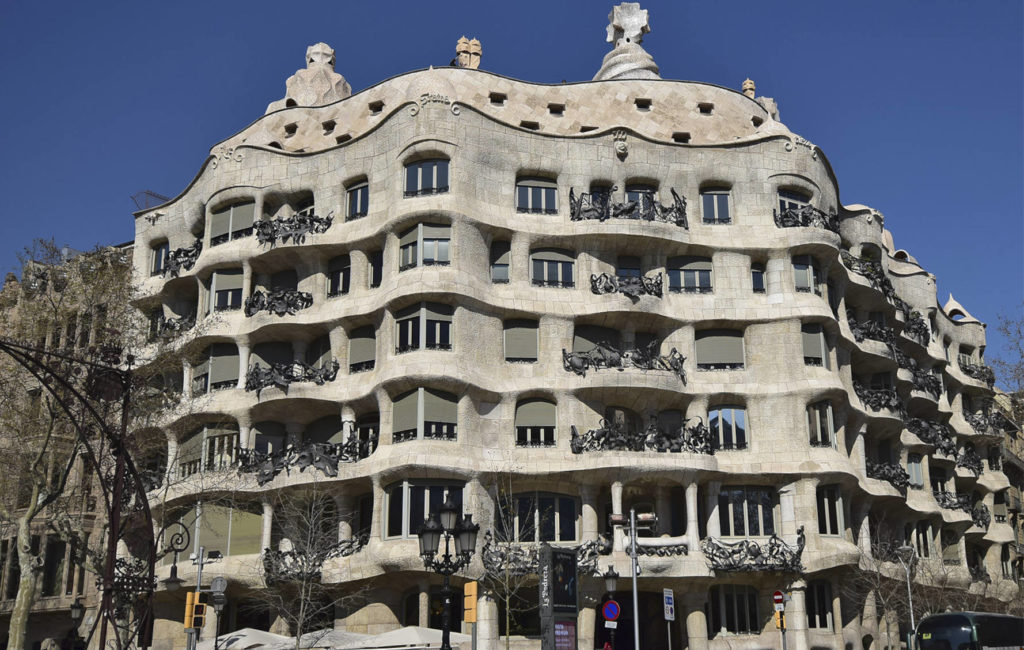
[532,249,574,263]
[229,506,262,555]
[423,389,457,422]
[192,357,210,378]
[422,224,450,238]
[515,400,555,427]
[425,303,452,321]
[209,343,239,384]
[252,342,292,367]
[504,320,538,358]
[271,270,298,290]
[682,257,713,271]
[802,325,823,358]
[349,327,375,364]
[308,336,332,367]
[392,390,418,432]
[399,227,418,246]
[178,430,204,464]
[231,202,255,229]
[209,207,231,239]
[573,325,619,352]
[491,242,511,265]
[214,269,243,291]
[695,330,744,365]
[306,416,345,444]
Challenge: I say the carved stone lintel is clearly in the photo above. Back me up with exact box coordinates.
[570,187,687,228]
[773,205,839,233]
[569,415,712,455]
[590,272,663,301]
[699,527,805,573]
[162,239,203,278]
[254,210,333,246]
[244,288,314,317]
[562,341,685,383]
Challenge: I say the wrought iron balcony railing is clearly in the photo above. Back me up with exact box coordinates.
[847,312,895,345]
[840,251,912,317]
[972,503,991,530]
[902,312,930,346]
[933,490,972,513]
[700,527,805,573]
[907,418,957,457]
[162,239,203,278]
[563,341,686,383]
[236,436,376,486]
[155,313,196,338]
[245,360,340,394]
[569,187,688,227]
[956,449,984,476]
[866,461,911,490]
[262,534,368,584]
[244,288,314,317]
[773,204,839,233]
[590,272,663,300]
[254,209,333,246]
[854,381,907,418]
[480,533,602,578]
[569,416,714,455]
[959,361,996,386]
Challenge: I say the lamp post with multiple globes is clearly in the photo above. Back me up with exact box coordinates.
[416,497,480,650]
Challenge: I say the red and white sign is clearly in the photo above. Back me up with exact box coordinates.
[773,590,785,612]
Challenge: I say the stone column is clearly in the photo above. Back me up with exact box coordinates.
[578,603,596,650]
[237,424,251,452]
[236,343,250,390]
[686,482,701,552]
[476,589,498,649]
[261,501,274,551]
[831,576,846,649]
[611,481,624,552]
[418,582,430,628]
[182,358,193,399]
[165,434,179,485]
[242,261,253,302]
[335,493,354,542]
[705,481,721,538]
[655,486,671,537]
[765,253,788,296]
[509,233,530,285]
[684,591,708,650]
[855,501,872,556]
[787,579,811,650]
[349,249,368,294]
[580,485,599,542]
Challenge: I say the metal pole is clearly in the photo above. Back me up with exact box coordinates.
[98,386,132,650]
[667,621,672,650]
[904,557,915,649]
[780,611,788,650]
[195,546,205,647]
[441,533,451,650]
[630,508,640,650]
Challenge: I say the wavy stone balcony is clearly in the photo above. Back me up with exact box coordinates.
[254,210,333,246]
[569,187,687,228]
[699,527,805,573]
[590,272,663,301]
[562,341,686,383]
[866,460,911,490]
[772,205,839,233]
[840,250,911,317]
[236,436,376,486]
[569,416,713,455]
[244,288,314,317]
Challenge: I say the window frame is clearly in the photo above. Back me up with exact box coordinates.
[816,485,844,536]
[695,329,745,370]
[792,254,823,296]
[209,269,243,313]
[327,255,351,297]
[530,249,575,288]
[385,480,464,539]
[801,323,829,368]
[709,405,748,451]
[209,201,256,246]
[709,585,759,636]
[718,486,776,537]
[514,399,556,447]
[404,159,450,197]
[368,249,383,288]
[807,400,836,448]
[500,492,578,542]
[490,241,511,283]
[667,256,713,294]
[751,262,766,293]
[515,178,558,214]
[394,303,453,353]
[151,241,170,276]
[391,387,458,443]
[503,319,539,363]
[806,581,834,630]
[778,188,811,214]
[346,180,369,220]
[907,453,924,488]
[399,224,451,272]
[700,187,732,224]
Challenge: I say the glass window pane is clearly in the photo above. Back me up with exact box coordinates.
[558,498,576,541]
[406,165,418,193]
[517,186,529,210]
[437,239,449,262]
[746,493,760,536]
[761,491,775,535]
[410,486,426,535]
[538,497,556,541]
[436,161,448,189]
[717,194,730,221]
[702,193,715,220]
[544,187,556,211]
[734,410,746,447]
[388,487,404,537]
[517,496,534,541]
[428,486,444,519]
[718,492,730,535]
[532,259,544,283]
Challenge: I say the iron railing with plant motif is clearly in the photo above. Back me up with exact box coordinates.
[773,204,839,233]
[480,532,603,578]
[840,251,912,318]
[866,461,911,490]
[933,490,972,513]
[254,210,333,246]
[155,313,195,338]
[847,312,895,345]
[972,503,991,530]
[907,418,957,457]
[911,367,942,398]
[569,187,687,227]
[902,312,930,346]
[569,416,713,455]
[244,288,314,317]
[963,410,991,434]
[636,540,689,556]
[854,381,907,418]
[236,435,375,486]
[262,534,368,585]
[969,564,991,584]
[563,341,686,382]
[245,360,340,394]
[956,449,984,476]
[591,272,663,301]
[959,361,996,386]
[162,239,203,278]
[700,527,805,573]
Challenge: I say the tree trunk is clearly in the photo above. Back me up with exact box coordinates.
[7,515,40,650]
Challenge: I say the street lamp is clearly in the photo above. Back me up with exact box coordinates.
[417,497,479,650]
[897,544,918,648]
[69,597,85,642]
[157,521,191,592]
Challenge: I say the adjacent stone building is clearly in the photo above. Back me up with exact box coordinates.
[132,5,1020,648]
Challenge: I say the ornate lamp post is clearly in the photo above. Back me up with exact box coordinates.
[897,544,918,648]
[416,497,479,650]
[69,597,85,646]
[157,521,191,592]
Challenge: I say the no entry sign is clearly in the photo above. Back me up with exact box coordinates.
[773,590,785,612]
[602,600,621,621]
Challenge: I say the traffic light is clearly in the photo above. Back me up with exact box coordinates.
[192,595,207,629]
[774,611,785,630]
[184,591,196,629]
[463,581,478,624]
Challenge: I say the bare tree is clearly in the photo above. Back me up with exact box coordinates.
[991,302,1024,423]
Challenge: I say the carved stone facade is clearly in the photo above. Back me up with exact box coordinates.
[130,6,1016,649]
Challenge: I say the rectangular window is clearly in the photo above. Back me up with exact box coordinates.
[709,406,747,451]
[718,486,774,536]
[209,201,255,246]
[516,178,558,214]
[778,189,810,214]
[399,224,451,271]
[346,181,369,220]
[503,494,577,542]
[807,401,835,448]
[695,329,744,370]
[907,453,924,488]
[806,581,833,630]
[396,306,421,353]
[530,249,575,288]
[802,323,829,368]
[793,255,822,295]
[709,585,759,636]
[404,159,449,197]
[667,256,713,293]
[751,263,766,293]
[396,303,453,353]
[816,485,843,535]
[349,326,376,373]
[490,241,511,283]
[504,319,539,362]
[151,241,170,276]
[914,521,932,558]
[328,255,351,296]
[701,188,731,224]
[625,185,657,217]
[369,249,383,288]
[211,269,243,312]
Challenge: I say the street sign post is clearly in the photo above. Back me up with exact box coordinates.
[773,590,787,650]
[602,599,620,648]
[663,589,675,650]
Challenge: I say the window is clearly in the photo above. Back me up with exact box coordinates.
[695,329,744,370]
[404,159,449,197]
[1001,544,1012,578]
[151,241,169,276]
[625,184,657,215]
[385,480,464,539]
[346,180,369,220]
[718,486,775,536]
[399,224,450,271]
[504,319,538,362]
[395,303,452,353]
[941,529,961,565]
[499,493,577,542]
[667,256,713,293]
[816,485,843,535]
[306,335,332,371]
[807,401,836,448]
[708,585,758,636]
[958,345,974,368]
[328,255,351,296]
[751,262,766,293]
[573,325,620,353]
[907,453,924,488]
[869,372,893,390]
[801,323,829,368]
[778,189,811,214]
[252,421,286,455]
[392,387,458,443]
[909,521,933,558]
[209,269,243,312]
[191,343,239,393]
[209,201,255,246]
[709,406,747,451]
[515,178,558,214]
[348,326,375,373]
[368,249,383,288]
[792,255,823,295]
[701,188,731,224]
[806,581,833,630]
[617,255,641,279]
[251,341,292,373]
[530,249,574,288]
[490,241,510,283]
[515,399,556,447]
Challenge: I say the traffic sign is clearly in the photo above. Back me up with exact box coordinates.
[773,590,785,612]
[602,600,621,621]
[663,588,675,621]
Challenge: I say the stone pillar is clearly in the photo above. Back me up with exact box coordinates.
[477,590,499,649]
[418,583,430,628]
[831,576,846,649]
[765,253,788,296]
[787,579,811,650]
[655,486,672,537]
[855,502,872,556]
[335,493,354,542]
[706,481,721,538]
[242,261,253,302]
[580,485,599,542]
[237,424,251,452]
[261,501,273,551]
[236,343,250,390]
[684,591,708,650]
[349,249,368,294]
[165,434,179,484]
[611,481,624,552]
[510,233,530,284]
[182,357,193,398]
[686,482,701,552]
[578,603,596,650]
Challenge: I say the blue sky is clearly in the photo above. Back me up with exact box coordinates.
[0,0,1020,361]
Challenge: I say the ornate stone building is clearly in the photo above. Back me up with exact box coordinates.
[132,4,1019,649]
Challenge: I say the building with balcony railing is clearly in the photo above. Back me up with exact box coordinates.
[131,5,1019,649]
